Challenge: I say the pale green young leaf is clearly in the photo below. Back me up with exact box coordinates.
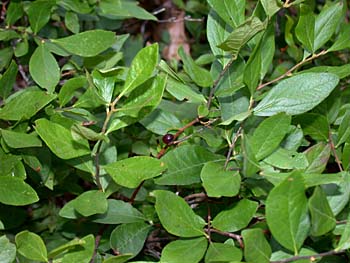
[251,113,291,160]
[29,45,60,93]
[0,176,39,206]
[200,162,241,198]
[254,73,339,116]
[155,145,225,185]
[266,172,310,253]
[212,199,258,232]
[110,223,151,259]
[308,186,336,236]
[15,230,47,262]
[161,237,207,263]
[242,229,271,263]
[35,118,91,160]
[153,190,206,237]
[52,30,116,57]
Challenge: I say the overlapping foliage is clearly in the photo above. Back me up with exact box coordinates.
[1,0,350,262]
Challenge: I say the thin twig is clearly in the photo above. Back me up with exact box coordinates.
[329,133,344,172]
[90,225,108,263]
[209,228,243,248]
[207,57,236,108]
[224,126,243,169]
[270,249,346,263]
[157,15,205,23]
[129,181,145,204]
[257,50,328,90]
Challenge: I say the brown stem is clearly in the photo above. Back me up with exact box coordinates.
[129,181,145,204]
[207,57,236,109]
[224,126,243,169]
[209,228,243,248]
[257,50,328,90]
[329,132,344,172]
[270,250,346,263]
[90,225,109,263]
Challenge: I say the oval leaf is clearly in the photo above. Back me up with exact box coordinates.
[254,73,339,116]
[0,235,16,263]
[153,190,206,237]
[104,156,167,188]
[242,229,272,263]
[73,190,108,217]
[15,231,47,262]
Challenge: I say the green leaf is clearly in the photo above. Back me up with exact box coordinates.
[35,118,91,160]
[92,199,145,224]
[295,4,315,53]
[178,46,213,88]
[251,113,291,160]
[0,89,56,121]
[118,43,159,98]
[336,109,350,147]
[266,172,310,253]
[207,0,245,28]
[48,238,86,258]
[244,38,262,94]
[58,76,87,106]
[15,230,47,262]
[27,0,54,33]
[73,190,108,217]
[110,222,151,258]
[103,255,134,263]
[29,45,60,93]
[0,176,39,206]
[161,237,208,263]
[65,11,80,33]
[140,109,183,135]
[51,30,116,57]
[218,16,266,58]
[254,73,339,116]
[0,235,16,263]
[5,1,24,26]
[92,70,117,104]
[242,229,271,263]
[304,142,330,174]
[264,148,309,170]
[308,186,336,236]
[261,0,282,17]
[205,242,242,263]
[314,1,344,51]
[0,150,22,177]
[1,130,42,148]
[155,145,224,185]
[329,24,350,52]
[242,134,260,177]
[336,212,350,251]
[61,235,94,263]
[200,162,241,198]
[293,113,329,141]
[166,77,206,103]
[153,190,206,237]
[212,199,258,232]
[104,156,167,188]
[0,60,17,99]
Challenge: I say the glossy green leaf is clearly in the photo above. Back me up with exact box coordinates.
[254,73,339,116]
[61,235,94,263]
[0,89,56,121]
[212,199,258,232]
[73,190,108,217]
[161,237,207,263]
[336,109,350,147]
[92,70,117,104]
[295,4,315,53]
[0,60,17,99]
[304,142,330,174]
[118,43,158,98]
[200,162,241,198]
[1,130,42,148]
[104,156,167,188]
[242,229,271,263]
[110,222,151,258]
[266,172,310,253]
[251,113,291,160]
[261,0,282,17]
[0,176,39,206]
[0,235,16,263]
[207,0,245,27]
[308,186,335,236]
[35,118,90,160]
[155,145,224,185]
[218,16,266,58]
[16,230,47,262]
[153,190,206,237]
[205,242,242,263]
[52,30,116,57]
[29,45,60,93]
[27,0,54,33]
[178,46,213,88]
[92,199,145,224]
[293,113,329,141]
[314,1,344,51]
